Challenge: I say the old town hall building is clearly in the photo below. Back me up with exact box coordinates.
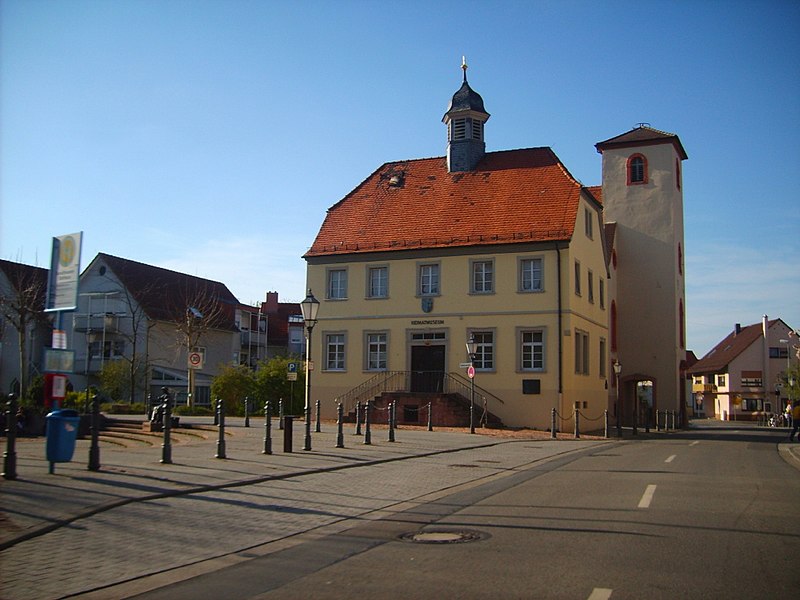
[303,66,688,431]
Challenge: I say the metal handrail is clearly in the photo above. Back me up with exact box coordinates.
[335,370,505,417]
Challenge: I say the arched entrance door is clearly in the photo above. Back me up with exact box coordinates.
[620,375,657,429]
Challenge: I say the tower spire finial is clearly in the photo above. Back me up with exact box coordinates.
[461,55,468,82]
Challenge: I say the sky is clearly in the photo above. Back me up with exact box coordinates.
[2,0,799,357]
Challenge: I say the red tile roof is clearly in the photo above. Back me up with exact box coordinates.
[306,148,595,258]
[687,319,780,375]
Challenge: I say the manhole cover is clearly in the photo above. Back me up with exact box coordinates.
[399,529,487,544]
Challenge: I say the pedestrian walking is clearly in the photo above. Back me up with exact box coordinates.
[784,402,793,428]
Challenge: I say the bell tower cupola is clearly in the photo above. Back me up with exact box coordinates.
[443,57,490,173]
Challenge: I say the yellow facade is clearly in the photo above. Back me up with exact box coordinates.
[306,192,609,431]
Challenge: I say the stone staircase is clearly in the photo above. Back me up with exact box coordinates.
[97,418,214,447]
[345,391,504,429]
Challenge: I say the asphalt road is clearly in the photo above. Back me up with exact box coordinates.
[126,428,800,600]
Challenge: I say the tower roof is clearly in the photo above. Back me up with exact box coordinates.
[443,58,489,120]
[595,125,687,160]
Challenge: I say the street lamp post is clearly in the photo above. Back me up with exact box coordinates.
[613,360,622,437]
[466,334,477,434]
[300,290,320,452]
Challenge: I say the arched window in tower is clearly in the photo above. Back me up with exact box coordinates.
[676,158,682,190]
[679,299,685,349]
[627,154,648,185]
[610,301,618,352]
[678,243,683,275]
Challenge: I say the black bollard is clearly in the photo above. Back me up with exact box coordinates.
[427,402,433,432]
[160,388,172,464]
[88,394,101,471]
[604,409,609,439]
[336,403,344,448]
[315,399,321,433]
[278,399,284,430]
[145,393,152,418]
[244,396,250,428]
[388,401,395,442]
[574,409,580,439]
[363,400,372,445]
[551,407,557,439]
[216,398,226,459]
[263,400,272,455]
[3,393,18,480]
[355,401,362,435]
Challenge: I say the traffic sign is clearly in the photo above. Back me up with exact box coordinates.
[188,351,204,369]
[288,362,298,373]
[459,362,472,368]
[287,372,298,381]
[467,365,475,379]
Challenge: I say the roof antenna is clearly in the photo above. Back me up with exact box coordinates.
[635,122,651,129]
[462,55,468,82]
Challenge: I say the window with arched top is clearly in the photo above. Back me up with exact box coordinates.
[676,158,681,190]
[678,244,683,275]
[679,299,685,349]
[627,154,648,185]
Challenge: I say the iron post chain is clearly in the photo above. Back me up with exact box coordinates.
[2,393,18,480]
[216,398,226,459]
[263,400,272,455]
[336,403,345,448]
[160,387,172,464]
[363,400,371,445]
[88,394,101,471]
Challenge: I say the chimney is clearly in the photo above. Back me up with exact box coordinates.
[735,323,741,335]
[264,291,279,314]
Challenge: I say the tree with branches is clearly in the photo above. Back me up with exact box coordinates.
[0,260,50,401]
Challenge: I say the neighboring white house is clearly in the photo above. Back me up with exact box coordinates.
[688,316,798,420]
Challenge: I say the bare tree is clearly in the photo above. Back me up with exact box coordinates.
[171,282,232,408]
[0,260,50,400]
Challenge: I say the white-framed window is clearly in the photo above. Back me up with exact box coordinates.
[717,374,726,387]
[470,330,495,370]
[574,261,581,296]
[367,266,388,299]
[471,260,494,294]
[575,329,589,375]
[519,257,543,292]
[418,263,440,296]
[327,268,348,300]
[520,329,544,371]
[366,332,388,371]
[325,333,346,371]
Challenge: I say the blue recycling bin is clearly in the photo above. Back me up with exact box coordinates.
[46,409,81,472]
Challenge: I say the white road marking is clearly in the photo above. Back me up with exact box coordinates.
[665,454,676,463]
[588,588,613,600]
[689,441,700,446]
[638,484,657,508]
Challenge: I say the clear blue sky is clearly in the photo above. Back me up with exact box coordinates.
[2,0,799,357]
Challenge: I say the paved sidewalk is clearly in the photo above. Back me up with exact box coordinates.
[1,417,598,551]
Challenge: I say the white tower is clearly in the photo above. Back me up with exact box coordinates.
[596,125,688,423]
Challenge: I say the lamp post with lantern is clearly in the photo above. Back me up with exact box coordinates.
[466,334,477,434]
[300,290,320,452]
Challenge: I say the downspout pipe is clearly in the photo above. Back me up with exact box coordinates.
[556,244,563,405]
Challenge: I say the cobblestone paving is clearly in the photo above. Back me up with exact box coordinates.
[1,420,600,600]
